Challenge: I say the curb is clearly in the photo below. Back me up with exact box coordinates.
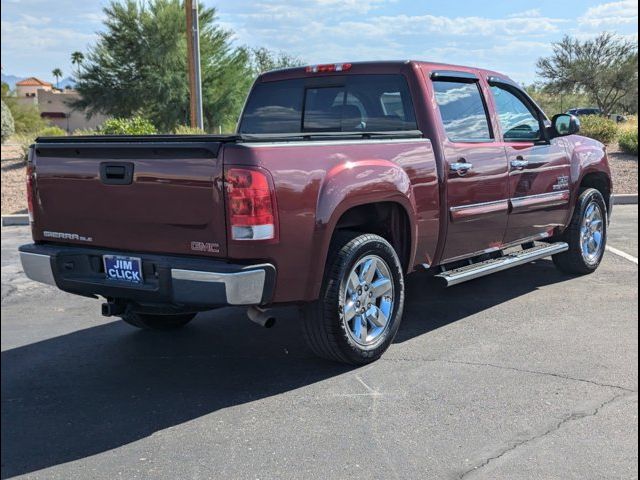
[612,194,638,205]
[1,214,29,226]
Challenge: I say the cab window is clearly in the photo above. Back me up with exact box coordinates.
[490,84,543,141]
[432,80,493,142]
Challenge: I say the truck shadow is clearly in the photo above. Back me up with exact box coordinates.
[1,259,571,478]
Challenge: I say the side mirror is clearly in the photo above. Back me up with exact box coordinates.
[551,114,580,137]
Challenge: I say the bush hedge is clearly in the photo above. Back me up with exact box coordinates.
[1,100,15,143]
[173,125,207,135]
[99,116,157,135]
[578,115,619,144]
[618,129,638,156]
[38,126,67,137]
[72,128,98,136]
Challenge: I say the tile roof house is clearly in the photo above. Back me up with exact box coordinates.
[15,77,54,98]
[14,77,108,133]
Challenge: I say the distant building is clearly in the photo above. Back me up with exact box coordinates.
[37,90,108,133]
[14,77,108,133]
[15,77,53,98]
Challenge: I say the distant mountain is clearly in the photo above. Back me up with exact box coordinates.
[1,73,23,90]
[58,77,77,89]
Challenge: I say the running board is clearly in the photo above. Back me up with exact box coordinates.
[435,243,569,287]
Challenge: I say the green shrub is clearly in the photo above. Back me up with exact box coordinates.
[618,129,638,156]
[173,125,207,135]
[3,100,47,135]
[99,116,157,135]
[578,115,618,144]
[72,128,98,136]
[38,126,67,137]
[1,100,15,143]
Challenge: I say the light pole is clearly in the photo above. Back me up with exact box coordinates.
[185,0,203,129]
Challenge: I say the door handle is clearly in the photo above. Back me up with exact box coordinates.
[450,161,473,175]
[511,157,528,169]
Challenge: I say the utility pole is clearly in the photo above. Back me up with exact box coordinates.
[185,0,203,129]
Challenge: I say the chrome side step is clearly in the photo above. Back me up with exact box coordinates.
[435,242,569,287]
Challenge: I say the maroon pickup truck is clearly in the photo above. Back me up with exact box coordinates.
[20,61,612,365]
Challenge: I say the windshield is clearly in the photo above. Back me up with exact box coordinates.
[239,74,418,134]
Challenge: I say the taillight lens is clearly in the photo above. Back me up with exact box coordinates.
[26,164,35,223]
[225,167,278,241]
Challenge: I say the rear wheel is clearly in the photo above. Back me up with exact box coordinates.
[121,311,196,330]
[553,188,607,274]
[301,233,405,365]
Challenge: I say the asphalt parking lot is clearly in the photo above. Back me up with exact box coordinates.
[1,206,638,480]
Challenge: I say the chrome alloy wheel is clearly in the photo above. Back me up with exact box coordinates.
[580,201,604,264]
[340,255,394,346]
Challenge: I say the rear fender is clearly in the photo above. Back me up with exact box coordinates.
[306,159,417,299]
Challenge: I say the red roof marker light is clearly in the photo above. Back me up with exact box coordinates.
[305,63,352,73]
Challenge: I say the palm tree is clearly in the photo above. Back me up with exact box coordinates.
[71,51,84,79]
[52,68,63,89]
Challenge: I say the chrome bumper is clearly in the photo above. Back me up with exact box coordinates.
[170,267,269,305]
[19,252,57,286]
[19,246,274,307]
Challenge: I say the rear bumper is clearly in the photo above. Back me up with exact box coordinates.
[19,243,275,308]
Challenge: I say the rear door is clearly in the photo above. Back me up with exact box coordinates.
[487,80,571,244]
[31,140,229,257]
[430,72,509,262]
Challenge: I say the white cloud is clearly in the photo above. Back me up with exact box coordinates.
[579,0,638,27]
[507,9,542,18]
[313,0,388,14]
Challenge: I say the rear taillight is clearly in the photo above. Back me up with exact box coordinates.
[26,164,35,223]
[225,167,278,241]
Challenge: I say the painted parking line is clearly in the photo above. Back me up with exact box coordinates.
[606,246,639,265]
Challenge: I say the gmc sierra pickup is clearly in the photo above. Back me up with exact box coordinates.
[20,61,612,365]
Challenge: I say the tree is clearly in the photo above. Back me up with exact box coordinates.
[1,100,15,143]
[71,51,85,79]
[73,0,254,132]
[524,83,590,117]
[536,33,638,115]
[52,68,63,89]
[249,47,303,75]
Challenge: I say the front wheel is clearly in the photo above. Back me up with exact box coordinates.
[301,233,405,365]
[553,188,607,274]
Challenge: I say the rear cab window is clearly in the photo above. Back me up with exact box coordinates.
[239,75,418,134]
[432,79,493,142]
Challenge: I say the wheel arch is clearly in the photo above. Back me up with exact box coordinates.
[306,198,417,301]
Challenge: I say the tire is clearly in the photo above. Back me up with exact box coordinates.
[121,311,196,330]
[553,188,607,274]
[301,232,405,365]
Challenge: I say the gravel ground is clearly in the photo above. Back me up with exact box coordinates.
[1,157,27,215]
[609,145,638,194]
[1,143,637,215]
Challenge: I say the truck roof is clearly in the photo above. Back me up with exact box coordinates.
[259,60,512,84]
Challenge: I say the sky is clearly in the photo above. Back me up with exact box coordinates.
[1,0,638,85]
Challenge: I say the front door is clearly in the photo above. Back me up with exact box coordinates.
[431,76,509,262]
[488,82,571,244]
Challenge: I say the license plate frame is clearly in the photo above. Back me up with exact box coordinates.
[103,255,144,284]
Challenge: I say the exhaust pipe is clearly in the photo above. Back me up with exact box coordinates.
[247,306,276,328]
[101,301,126,317]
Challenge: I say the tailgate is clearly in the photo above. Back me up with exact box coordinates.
[31,139,229,258]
